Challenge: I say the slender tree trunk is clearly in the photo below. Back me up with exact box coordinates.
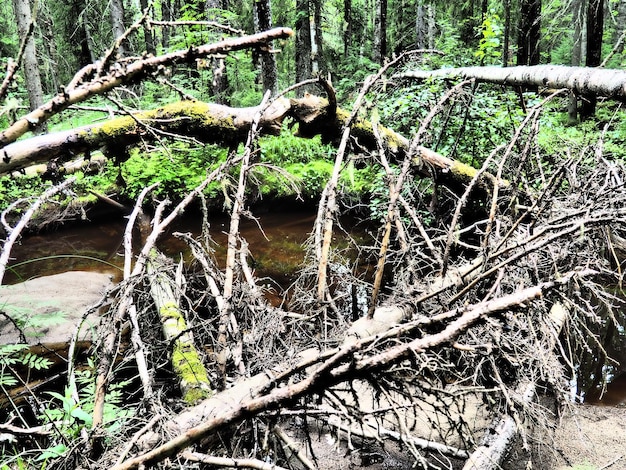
[517,0,541,65]
[581,0,604,118]
[568,0,584,124]
[503,0,511,66]
[12,0,47,134]
[344,0,352,58]
[39,7,58,92]
[139,0,156,55]
[110,0,128,57]
[416,1,425,49]
[206,0,229,104]
[313,0,324,73]
[426,2,435,49]
[296,0,312,94]
[373,0,387,64]
[253,0,278,95]
[161,0,172,50]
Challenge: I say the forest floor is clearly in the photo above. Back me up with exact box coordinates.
[290,402,626,469]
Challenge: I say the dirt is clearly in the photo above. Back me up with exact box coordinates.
[540,403,626,470]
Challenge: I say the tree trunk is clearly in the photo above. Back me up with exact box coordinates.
[161,0,172,50]
[64,0,95,69]
[12,0,47,134]
[581,0,604,118]
[344,0,352,58]
[373,0,387,64]
[139,0,156,55]
[0,27,294,149]
[517,0,541,66]
[206,0,230,104]
[109,0,128,57]
[396,64,626,102]
[253,0,278,95]
[312,0,324,73]
[295,0,312,94]
[568,0,584,124]
[503,0,511,66]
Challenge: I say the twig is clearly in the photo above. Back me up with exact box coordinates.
[182,450,290,470]
[0,177,75,284]
[272,425,317,470]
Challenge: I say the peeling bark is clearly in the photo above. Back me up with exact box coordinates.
[396,65,626,102]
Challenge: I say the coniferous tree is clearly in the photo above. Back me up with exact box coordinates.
[109,0,128,56]
[374,0,388,64]
[581,0,604,118]
[295,0,312,94]
[11,0,47,133]
[253,0,278,95]
[517,0,541,65]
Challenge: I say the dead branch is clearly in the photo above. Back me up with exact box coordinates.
[110,272,588,470]
[181,451,290,470]
[0,177,75,284]
[463,303,569,470]
[0,27,294,150]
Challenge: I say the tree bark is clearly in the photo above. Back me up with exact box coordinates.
[568,0,584,124]
[312,0,324,73]
[295,0,313,95]
[581,0,604,118]
[373,0,387,64]
[205,0,230,104]
[344,0,352,59]
[253,0,278,95]
[139,0,156,55]
[109,0,128,57]
[11,0,47,134]
[396,65,626,102]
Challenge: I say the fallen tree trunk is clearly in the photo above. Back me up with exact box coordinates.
[0,99,290,174]
[395,65,626,102]
[0,27,294,150]
[147,251,212,404]
[111,272,587,470]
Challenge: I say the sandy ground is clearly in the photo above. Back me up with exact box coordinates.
[543,403,626,470]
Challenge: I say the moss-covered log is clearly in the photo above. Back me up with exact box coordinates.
[1,95,505,197]
[147,251,211,404]
[0,99,290,174]
[289,94,507,195]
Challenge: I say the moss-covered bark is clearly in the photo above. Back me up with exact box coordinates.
[148,252,212,404]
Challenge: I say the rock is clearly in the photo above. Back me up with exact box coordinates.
[0,271,113,345]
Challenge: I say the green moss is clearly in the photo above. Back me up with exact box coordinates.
[160,301,212,404]
[450,160,479,178]
[171,340,211,404]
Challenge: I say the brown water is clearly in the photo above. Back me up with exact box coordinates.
[3,208,370,290]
